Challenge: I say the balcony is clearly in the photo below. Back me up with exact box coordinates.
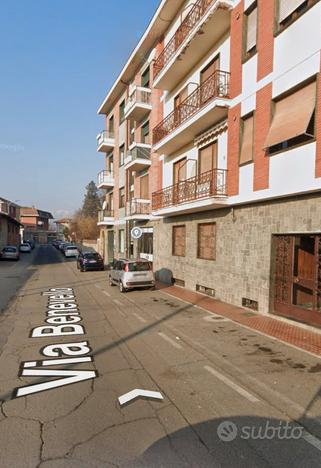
[97,170,114,189]
[152,168,227,216]
[96,130,115,153]
[125,199,151,220]
[153,0,233,90]
[124,144,152,171]
[124,86,152,121]
[97,210,115,226]
[153,70,230,155]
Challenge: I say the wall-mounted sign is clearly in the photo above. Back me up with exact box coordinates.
[131,227,143,240]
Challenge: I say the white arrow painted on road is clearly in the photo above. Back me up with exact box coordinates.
[118,389,163,406]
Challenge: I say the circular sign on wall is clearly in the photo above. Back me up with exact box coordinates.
[131,227,143,240]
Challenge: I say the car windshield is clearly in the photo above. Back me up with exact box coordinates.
[3,247,16,252]
[127,262,151,272]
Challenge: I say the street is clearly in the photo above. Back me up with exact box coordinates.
[1,245,321,467]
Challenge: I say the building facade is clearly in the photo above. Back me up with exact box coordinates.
[97,0,321,328]
[0,197,22,249]
[20,207,54,244]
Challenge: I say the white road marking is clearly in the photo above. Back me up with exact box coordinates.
[118,389,163,405]
[94,285,101,290]
[133,312,146,323]
[102,290,111,297]
[204,365,260,403]
[113,299,123,307]
[302,431,321,452]
[158,332,183,349]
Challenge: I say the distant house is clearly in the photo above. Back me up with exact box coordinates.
[55,218,73,240]
[0,197,22,249]
[20,207,54,244]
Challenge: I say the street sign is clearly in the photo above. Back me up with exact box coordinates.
[118,389,163,406]
[131,227,143,240]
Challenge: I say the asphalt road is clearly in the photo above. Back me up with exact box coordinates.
[1,245,321,467]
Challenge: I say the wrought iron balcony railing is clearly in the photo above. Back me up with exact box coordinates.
[153,70,230,145]
[153,0,215,78]
[97,170,114,185]
[126,199,151,216]
[98,209,114,222]
[97,130,114,147]
[152,168,227,211]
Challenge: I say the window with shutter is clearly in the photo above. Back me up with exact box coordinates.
[243,3,257,60]
[264,80,316,154]
[119,100,125,123]
[141,66,150,88]
[141,121,150,144]
[278,0,318,29]
[279,0,306,22]
[198,142,217,174]
[119,187,125,208]
[197,223,216,260]
[140,174,149,199]
[172,225,186,257]
[240,114,254,165]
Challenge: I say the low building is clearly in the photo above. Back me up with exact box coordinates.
[55,218,73,240]
[0,197,22,249]
[20,207,54,244]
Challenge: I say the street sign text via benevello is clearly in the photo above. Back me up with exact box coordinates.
[13,287,97,398]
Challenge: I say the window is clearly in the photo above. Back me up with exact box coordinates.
[119,100,125,123]
[140,174,149,199]
[118,230,125,254]
[141,120,150,144]
[119,187,125,208]
[244,3,257,60]
[172,225,186,257]
[109,115,114,136]
[278,0,318,29]
[129,119,135,146]
[198,142,217,174]
[173,158,187,184]
[141,66,150,88]
[119,144,125,166]
[239,114,254,165]
[197,223,216,260]
[264,80,316,155]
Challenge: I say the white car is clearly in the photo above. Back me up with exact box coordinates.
[19,243,32,253]
[64,245,79,258]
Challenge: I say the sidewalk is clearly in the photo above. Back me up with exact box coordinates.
[157,283,321,358]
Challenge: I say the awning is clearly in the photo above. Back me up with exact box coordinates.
[264,81,316,149]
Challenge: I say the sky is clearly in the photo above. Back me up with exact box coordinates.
[0,0,160,219]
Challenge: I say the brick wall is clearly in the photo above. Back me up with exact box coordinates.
[254,83,272,191]
[315,57,321,178]
[229,0,244,99]
[227,103,241,196]
[257,0,275,81]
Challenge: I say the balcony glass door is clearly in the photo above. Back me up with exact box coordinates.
[200,56,220,105]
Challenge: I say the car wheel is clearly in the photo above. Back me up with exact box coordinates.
[119,281,126,293]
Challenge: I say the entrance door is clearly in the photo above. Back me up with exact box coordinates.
[107,231,114,263]
[273,234,321,327]
[174,87,188,127]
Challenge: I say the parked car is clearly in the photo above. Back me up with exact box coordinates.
[26,239,35,249]
[0,246,20,261]
[64,245,79,258]
[109,259,155,292]
[77,252,104,272]
[19,243,32,253]
[59,242,68,252]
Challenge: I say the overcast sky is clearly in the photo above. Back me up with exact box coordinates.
[0,0,159,219]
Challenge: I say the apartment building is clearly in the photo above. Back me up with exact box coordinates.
[0,197,22,248]
[20,207,54,244]
[96,10,166,264]
[97,0,321,328]
[149,0,321,328]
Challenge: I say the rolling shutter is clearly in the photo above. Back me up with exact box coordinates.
[140,174,149,199]
[199,142,217,174]
[240,115,254,164]
[246,7,257,52]
[198,223,216,260]
[173,225,186,256]
[264,81,316,149]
